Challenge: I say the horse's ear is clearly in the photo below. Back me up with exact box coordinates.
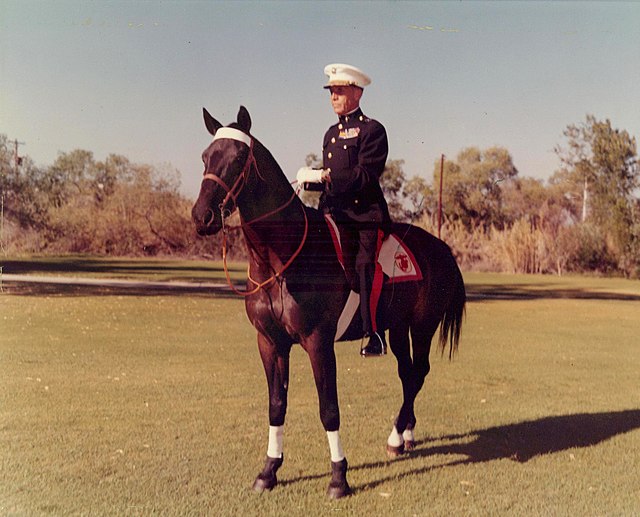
[203,108,222,136]
[237,106,251,133]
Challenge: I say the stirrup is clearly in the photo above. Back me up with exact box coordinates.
[360,332,387,357]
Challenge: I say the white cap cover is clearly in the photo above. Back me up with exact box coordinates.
[323,63,371,89]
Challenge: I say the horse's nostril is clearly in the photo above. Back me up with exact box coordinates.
[203,209,215,227]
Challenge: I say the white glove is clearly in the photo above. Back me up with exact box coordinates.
[296,167,324,183]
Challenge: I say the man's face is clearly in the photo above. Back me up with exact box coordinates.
[329,85,363,116]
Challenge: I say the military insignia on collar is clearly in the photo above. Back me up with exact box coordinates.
[339,127,360,139]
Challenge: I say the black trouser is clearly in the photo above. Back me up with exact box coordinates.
[338,222,384,335]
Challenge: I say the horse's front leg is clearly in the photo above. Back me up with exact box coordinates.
[303,330,351,499]
[252,331,291,493]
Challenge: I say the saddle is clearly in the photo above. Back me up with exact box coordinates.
[324,215,423,341]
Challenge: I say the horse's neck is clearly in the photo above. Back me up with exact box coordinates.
[238,142,301,221]
[237,142,306,273]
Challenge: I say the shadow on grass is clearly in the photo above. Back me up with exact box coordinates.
[2,257,245,277]
[467,283,640,302]
[279,409,640,494]
[408,408,640,463]
[0,280,240,299]
[5,258,640,301]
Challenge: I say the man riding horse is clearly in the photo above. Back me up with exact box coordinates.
[192,101,465,498]
[298,63,391,357]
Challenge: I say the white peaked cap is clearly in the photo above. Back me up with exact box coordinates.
[323,63,371,89]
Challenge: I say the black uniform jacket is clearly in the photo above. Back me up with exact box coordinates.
[319,108,391,226]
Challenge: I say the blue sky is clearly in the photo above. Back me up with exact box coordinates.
[2,1,639,198]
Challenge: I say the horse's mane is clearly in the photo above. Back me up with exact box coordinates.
[229,123,302,205]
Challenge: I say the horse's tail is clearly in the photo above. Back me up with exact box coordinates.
[438,263,466,359]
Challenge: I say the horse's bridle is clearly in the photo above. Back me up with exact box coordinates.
[200,127,309,296]
[202,127,257,217]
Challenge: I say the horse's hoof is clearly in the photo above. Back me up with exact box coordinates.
[386,442,405,459]
[252,476,275,493]
[252,455,283,493]
[404,440,416,451]
[327,482,352,499]
[327,458,351,499]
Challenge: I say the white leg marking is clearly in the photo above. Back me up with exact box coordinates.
[326,430,345,462]
[402,427,415,443]
[387,425,404,447]
[267,425,284,458]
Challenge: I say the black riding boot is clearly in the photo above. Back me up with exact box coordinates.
[361,331,387,357]
[358,264,387,357]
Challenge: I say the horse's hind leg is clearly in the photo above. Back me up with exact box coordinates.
[387,324,412,457]
[387,320,437,458]
[253,331,291,493]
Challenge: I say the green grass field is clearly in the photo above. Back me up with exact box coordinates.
[1,259,639,515]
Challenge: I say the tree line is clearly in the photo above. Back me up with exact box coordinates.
[1,115,638,277]
[0,142,229,257]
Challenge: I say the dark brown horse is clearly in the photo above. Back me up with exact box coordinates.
[192,106,465,498]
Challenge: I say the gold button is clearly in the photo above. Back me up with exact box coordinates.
[338,124,343,130]
[331,137,336,143]
[328,152,333,159]
[354,199,359,204]
[359,115,364,121]
[343,145,347,149]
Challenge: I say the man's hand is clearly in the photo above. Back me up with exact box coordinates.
[296,167,322,183]
[297,167,331,184]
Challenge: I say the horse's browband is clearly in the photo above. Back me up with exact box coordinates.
[212,127,251,146]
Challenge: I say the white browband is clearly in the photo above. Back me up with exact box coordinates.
[212,127,252,146]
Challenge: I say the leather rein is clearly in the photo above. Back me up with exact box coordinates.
[201,130,308,296]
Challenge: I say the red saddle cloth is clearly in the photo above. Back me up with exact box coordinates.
[324,215,423,341]
[324,215,423,284]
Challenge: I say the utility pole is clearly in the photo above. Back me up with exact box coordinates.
[1,138,25,285]
[581,176,589,223]
[13,139,26,172]
[0,178,4,291]
[438,154,444,239]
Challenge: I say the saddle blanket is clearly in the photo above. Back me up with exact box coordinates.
[324,215,423,340]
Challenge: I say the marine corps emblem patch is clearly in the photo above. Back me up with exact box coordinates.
[394,251,411,273]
